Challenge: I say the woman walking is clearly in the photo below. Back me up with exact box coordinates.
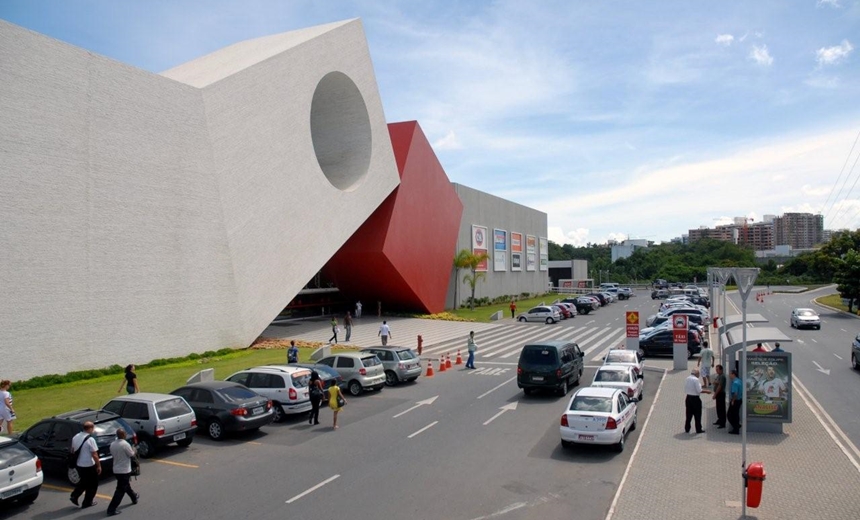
[308,371,324,425]
[328,383,346,429]
[118,365,139,394]
[0,380,16,435]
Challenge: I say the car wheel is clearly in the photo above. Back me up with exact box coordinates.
[385,370,399,386]
[176,438,193,448]
[518,316,527,322]
[852,353,859,370]
[630,411,638,432]
[561,440,572,449]
[687,348,693,360]
[208,420,224,441]
[137,437,155,459]
[67,467,81,485]
[614,432,626,453]
[790,320,795,328]
[558,380,568,396]
[348,380,363,396]
[271,403,285,423]
[816,325,821,330]
[523,387,533,395]
[546,317,553,324]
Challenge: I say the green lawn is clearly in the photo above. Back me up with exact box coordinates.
[817,293,854,313]
[447,294,565,322]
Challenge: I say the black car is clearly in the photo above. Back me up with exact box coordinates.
[517,341,585,396]
[653,279,669,289]
[585,293,609,306]
[651,289,669,299]
[690,296,710,308]
[17,409,136,485]
[293,363,346,403]
[170,381,274,441]
[562,297,593,315]
[639,329,702,359]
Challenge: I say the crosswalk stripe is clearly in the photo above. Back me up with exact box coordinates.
[497,326,607,359]
[482,326,585,358]
[421,324,521,355]
[583,331,627,359]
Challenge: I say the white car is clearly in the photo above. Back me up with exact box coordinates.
[226,365,314,421]
[591,365,644,400]
[0,436,43,506]
[790,308,821,330]
[603,349,645,378]
[517,306,561,324]
[560,387,638,452]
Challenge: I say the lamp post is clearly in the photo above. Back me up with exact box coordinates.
[731,267,759,519]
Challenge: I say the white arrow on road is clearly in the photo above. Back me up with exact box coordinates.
[392,396,439,418]
[483,402,518,426]
[813,361,831,376]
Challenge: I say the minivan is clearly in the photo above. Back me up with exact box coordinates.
[317,352,386,396]
[226,366,314,422]
[517,341,584,396]
[103,393,197,458]
[360,346,422,386]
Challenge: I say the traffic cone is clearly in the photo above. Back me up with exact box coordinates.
[439,357,447,372]
[425,360,434,378]
[455,350,463,365]
[446,353,452,369]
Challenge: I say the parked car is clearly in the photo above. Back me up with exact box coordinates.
[852,334,860,370]
[0,436,42,506]
[552,304,573,319]
[517,305,561,324]
[554,302,578,318]
[651,289,669,299]
[591,365,644,400]
[17,409,136,484]
[170,381,273,441]
[653,279,669,289]
[102,393,197,458]
[585,293,608,306]
[361,346,422,386]
[562,297,595,315]
[294,363,346,401]
[790,308,821,330]
[617,287,634,300]
[638,329,701,358]
[317,352,386,396]
[645,313,707,331]
[603,349,645,377]
[226,365,313,422]
[517,341,584,396]
[600,292,616,303]
[560,387,638,452]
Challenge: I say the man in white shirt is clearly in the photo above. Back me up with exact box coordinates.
[69,421,101,508]
[378,321,391,346]
[697,341,714,387]
[684,369,711,434]
[107,428,139,516]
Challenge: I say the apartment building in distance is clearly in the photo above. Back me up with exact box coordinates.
[687,212,823,252]
[773,213,825,249]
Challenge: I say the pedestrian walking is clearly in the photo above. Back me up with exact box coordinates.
[772,342,784,352]
[509,300,517,319]
[378,320,391,346]
[107,429,139,516]
[0,380,16,435]
[117,365,139,395]
[69,421,101,508]
[329,317,339,344]
[328,384,346,429]
[465,331,478,369]
[684,368,711,434]
[698,341,714,387]
[355,300,362,318]
[308,371,324,425]
[344,312,353,342]
[287,340,299,364]
[712,365,727,429]
[728,369,743,434]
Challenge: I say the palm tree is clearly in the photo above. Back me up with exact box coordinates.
[453,249,490,310]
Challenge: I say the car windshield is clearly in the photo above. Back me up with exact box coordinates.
[797,310,816,317]
[155,398,193,419]
[595,370,630,382]
[569,396,612,413]
[606,352,636,363]
[291,371,311,388]
[396,350,417,360]
[217,386,260,403]
[0,442,33,469]
[520,347,559,365]
[361,356,381,367]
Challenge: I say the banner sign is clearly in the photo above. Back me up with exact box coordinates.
[526,253,536,271]
[746,352,792,423]
[511,232,523,272]
[672,314,688,344]
[493,229,507,272]
[526,235,536,254]
[472,225,488,272]
[539,237,548,271]
[626,311,640,338]
[511,253,522,271]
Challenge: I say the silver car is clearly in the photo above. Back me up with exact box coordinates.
[102,393,197,458]
[517,305,561,324]
[361,346,422,386]
[791,308,821,330]
[318,352,386,396]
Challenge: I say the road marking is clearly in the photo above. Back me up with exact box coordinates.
[841,328,848,332]
[477,376,517,399]
[247,441,263,445]
[408,421,439,439]
[152,459,199,468]
[797,339,805,344]
[794,377,860,474]
[811,338,818,343]
[812,361,831,375]
[42,483,112,500]
[469,367,488,375]
[483,402,518,426]
[834,353,843,360]
[469,501,528,519]
[285,474,340,504]
[392,395,439,418]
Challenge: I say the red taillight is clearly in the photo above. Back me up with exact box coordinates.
[289,388,297,400]
[155,426,165,437]
[556,369,562,378]
[35,458,42,473]
[267,400,273,410]
[560,414,569,427]
[230,408,248,416]
[627,388,634,397]
[191,419,197,427]
[131,434,137,446]
[517,367,522,375]
[606,417,618,430]
[359,368,367,376]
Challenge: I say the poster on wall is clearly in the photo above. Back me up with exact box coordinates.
[539,237,548,271]
[526,235,536,254]
[745,352,792,423]
[526,253,536,271]
[526,235,536,271]
[493,229,507,271]
[471,225,489,272]
[510,232,523,272]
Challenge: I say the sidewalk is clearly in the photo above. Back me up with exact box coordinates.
[608,363,860,519]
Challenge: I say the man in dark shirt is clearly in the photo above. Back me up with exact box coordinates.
[712,364,727,429]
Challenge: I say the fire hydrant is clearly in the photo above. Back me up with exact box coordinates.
[744,462,766,508]
[417,335,423,356]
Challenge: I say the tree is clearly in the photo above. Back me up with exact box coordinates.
[834,249,860,313]
[454,249,490,310]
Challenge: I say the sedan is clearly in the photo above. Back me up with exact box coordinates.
[639,329,701,359]
[560,387,638,452]
[170,381,274,441]
[591,366,644,400]
[517,306,561,324]
[651,289,669,299]
[552,304,573,320]
[603,349,645,377]
[0,436,42,506]
[790,308,821,330]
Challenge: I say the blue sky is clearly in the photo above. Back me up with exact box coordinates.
[2,0,859,244]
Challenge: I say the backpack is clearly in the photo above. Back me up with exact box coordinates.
[67,434,92,469]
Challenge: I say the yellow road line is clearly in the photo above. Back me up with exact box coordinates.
[247,441,262,445]
[151,459,199,468]
[42,483,111,500]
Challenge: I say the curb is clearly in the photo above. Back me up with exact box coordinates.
[813,296,860,321]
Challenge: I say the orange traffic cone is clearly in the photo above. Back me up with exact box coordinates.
[439,357,447,372]
[455,350,463,365]
[425,360,434,378]
[446,353,452,369]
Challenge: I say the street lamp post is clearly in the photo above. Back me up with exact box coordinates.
[710,268,733,354]
[731,267,759,519]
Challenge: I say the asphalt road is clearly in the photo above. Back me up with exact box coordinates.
[726,285,860,451]
[3,293,669,520]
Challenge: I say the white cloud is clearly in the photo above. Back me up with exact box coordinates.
[715,34,734,46]
[816,40,853,66]
[816,0,841,8]
[433,130,463,150]
[749,44,773,66]
[548,226,590,246]
[802,184,831,197]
